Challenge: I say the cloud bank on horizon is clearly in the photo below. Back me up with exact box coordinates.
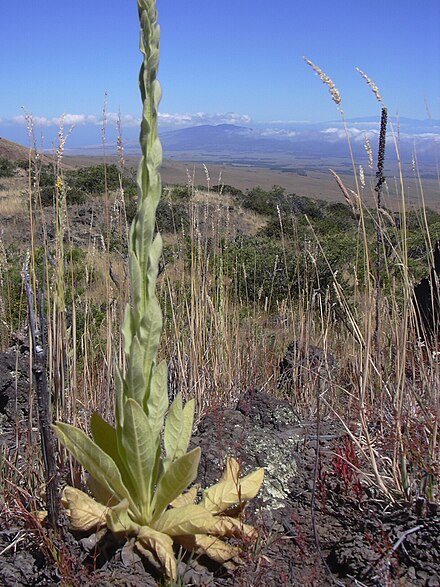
[4,111,253,130]
[1,109,439,147]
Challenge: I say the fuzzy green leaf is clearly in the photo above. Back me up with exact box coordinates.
[178,400,196,458]
[151,447,201,521]
[147,233,163,297]
[121,398,159,513]
[122,303,134,358]
[115,366,125,428]
[146,360,168,438]
[138,300,162,376]
[164,394,195,464]
[164,393,183,462]
[125,337,147,404]
[53,422,139,517]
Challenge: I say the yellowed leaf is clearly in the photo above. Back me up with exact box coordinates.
[106,499,140,536]
[170,485,199,508]
[210,516,258,540]
[36,511,47,523]
[153,504,216,536]
[202,467,264,514]
[219,457,240,483]
[137,525,177,580]
[175,533,239,564]
[62,486,108,532]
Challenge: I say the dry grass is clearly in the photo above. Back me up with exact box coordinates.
[0,106,439,520]
[0,176,27,217]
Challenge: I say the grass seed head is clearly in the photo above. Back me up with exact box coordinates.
[356,67,383,103]
[304,57,342,106]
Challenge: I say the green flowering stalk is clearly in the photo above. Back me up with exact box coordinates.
[52,0,263,580]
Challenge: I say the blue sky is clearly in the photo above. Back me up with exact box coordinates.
[1,0,439,147]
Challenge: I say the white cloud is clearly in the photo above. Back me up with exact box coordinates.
[9,113,98,127]
[258,128,297,138]
[11,115,27,125]
[62,114,98,126]
[321,126,379,142]
[158,111,252,127]
[5,111,252,130]
[413,132,440,140]
[105,112,140,127]
[263,119,312,124]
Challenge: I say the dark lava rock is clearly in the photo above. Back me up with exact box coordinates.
[193,391,302,512]
[0,350,31,447]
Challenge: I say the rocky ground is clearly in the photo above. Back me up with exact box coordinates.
[0,348,439,586]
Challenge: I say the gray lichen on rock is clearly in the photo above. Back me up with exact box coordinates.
[244,429,299,509]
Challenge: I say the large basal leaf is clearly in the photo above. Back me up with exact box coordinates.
[90,413,118,455]
[137,525,177,580]
[219,457,240,484]
[151,447,201,521]
[202,467,265,514]
[153,504,216,536]
[121,398,159,513]
[106,498,141,536]
[90,412,134,496]
[61,486,108,532]
[170,486,199,509]
[53,422,139,518]
[209,516,258,540]
[174,534,238,565]
[87,476,119,508]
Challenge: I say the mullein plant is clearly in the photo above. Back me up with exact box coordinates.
[52,0,264,580]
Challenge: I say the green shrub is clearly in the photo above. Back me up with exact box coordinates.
[0,158,15,178]
[235,185,323,223]
[156,199,189,233]
[212,184,244,198]
[37,165,57,206]
[168,184,191,200]
[66,164,120,195]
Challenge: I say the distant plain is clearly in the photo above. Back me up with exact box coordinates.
[63,153,440,211]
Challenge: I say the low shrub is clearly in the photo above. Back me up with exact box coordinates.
[0,158,16,178]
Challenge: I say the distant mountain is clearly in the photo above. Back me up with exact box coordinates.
[3,116,437,166]
[157,121,438,164]
[160,123,355,158]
